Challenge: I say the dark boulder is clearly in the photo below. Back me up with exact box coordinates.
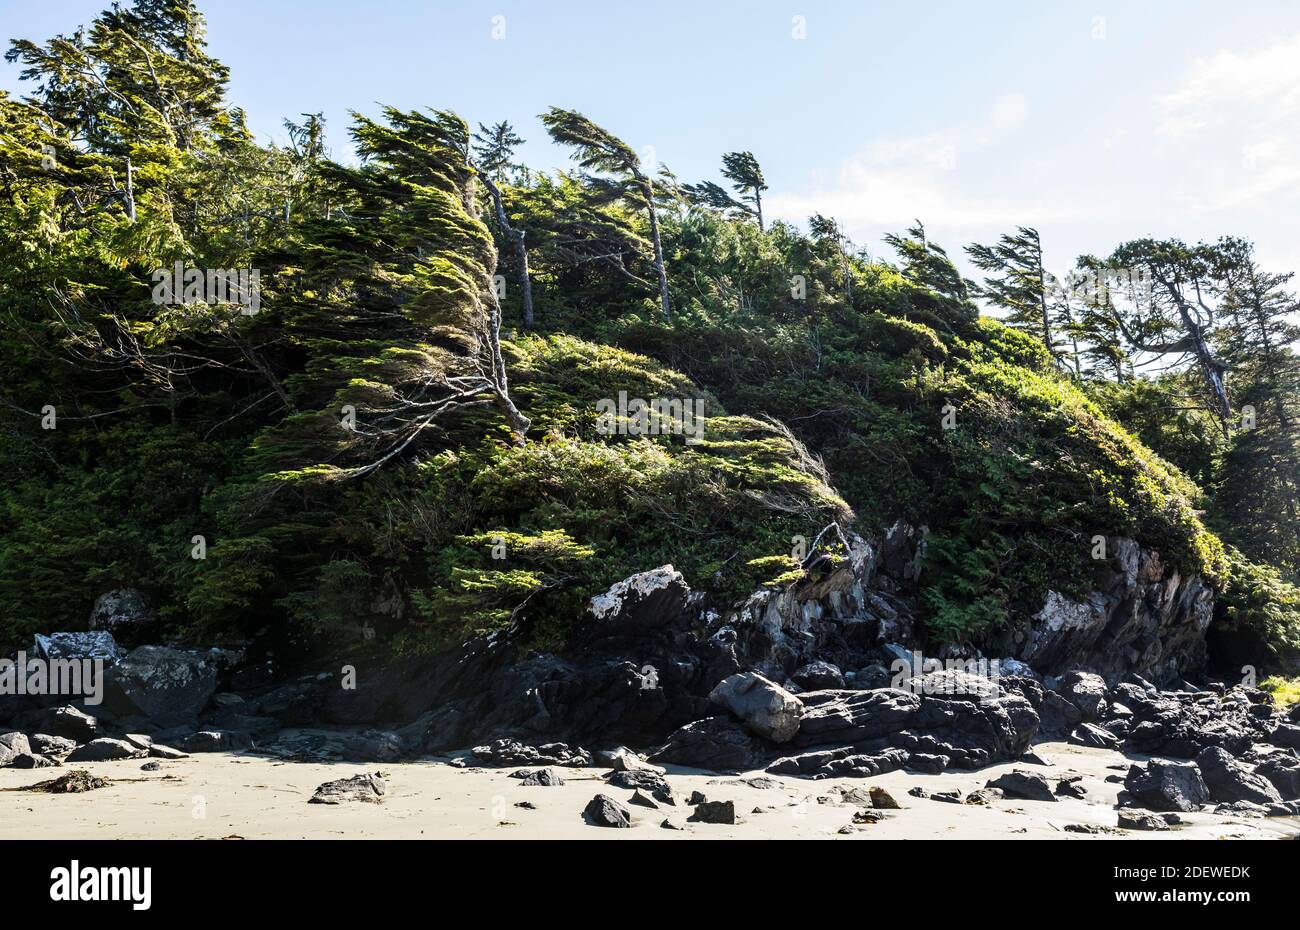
[1256,753,1300,800]
[649,717,760,773]
[101,646,229,726]
[1122,761,1210,812]
[689,800,736,824]
[87,589,157,646]
[1055,671,1109,721]
[66,738,146,762]
[986,770,1057,802]
[1195,746,1283,805]
[791,661,845,691]
[1069,722,1120,750]
[583,794,631,827]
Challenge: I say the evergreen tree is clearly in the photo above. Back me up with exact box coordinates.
[721,151,767,230]
[471,119,523,184]
[885,221,972,304]
[541,107,671,321]
[472,121,534,328]
[966,227,1070,369]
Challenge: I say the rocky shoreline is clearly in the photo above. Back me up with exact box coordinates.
[3,527,1299,837]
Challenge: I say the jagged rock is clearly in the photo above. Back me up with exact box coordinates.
[1116,685,1258,758]
[0,731,32,767]
[1010,540,1214,684]
[1256,753,1300,800]
[790,686,1039,772]
[628,789,659,809]
[1055,776,1087,799]
[1069,722,1120,750]
[29,734,77,757]
[101,646,229,726]
[1195,746,1283,805]
[22,705,98,743]
[709,672,803,743]
[514,767,565,787]
[687,791,707,805]
[1118,810,1170,831]
[791,661,844,691]
[308,772,386,804]
[579,566,691,643]
[660,818,683,830]
[986,770,1057,802]
[689,800,736,824]
[1270,723,1300,751]
[1055,671,1110,721]
[66,738,146,762]
[471,739,592,768]
[869,786,901,809]
[88,589,157,645]
[583,794,631,827]
[33,631,125,663]
[649,717,760,773]
[606,769,667,792]
[1122,761,1210,812]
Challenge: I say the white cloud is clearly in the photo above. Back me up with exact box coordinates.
[767,91,1094,235]
[1154,32,1300,212]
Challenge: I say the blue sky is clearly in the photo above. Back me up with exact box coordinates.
[4,0,1300,277]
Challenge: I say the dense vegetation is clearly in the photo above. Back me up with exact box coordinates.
[2,1,1297,675]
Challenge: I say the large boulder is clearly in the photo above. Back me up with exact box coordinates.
[577,566,691,643]
[67,738,147,762]
[101,646,228,725]
[33,631,124,663]
[21,705,98,743]
[309,772,386,804]
[1195,746,1284,806]
[986,770,1057,802]
[1122,760,1210,812]
[1055,671,1109,721]
[791,661,844,691]
[1256,753,1300,800]
[1270,723,1300,751]
[649,717,761,773]
[709,672,803,743]
[0,731,31,767]
[88,589,157,645]
[582,794,631,827]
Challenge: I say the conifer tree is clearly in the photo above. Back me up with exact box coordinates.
[966,227,1071,369]
[473,121,534,328]
[541,107,671,321]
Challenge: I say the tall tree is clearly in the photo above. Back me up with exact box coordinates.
[541,107,671,321]
[966,227,1069,369]
[472,122,534,329]
[721,151,767,230]
[1104,238,1239,435]
[1214,259,1300,573]
[471,119,523,184]
[885,221,971,303]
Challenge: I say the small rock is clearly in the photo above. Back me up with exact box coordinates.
[583,794,631,828]
[687,790,707,805]
[308,772,386,804]
[869,786,901,809]
[1117,810,1171,831]
[689,800,736,824]
[628,789,660,809]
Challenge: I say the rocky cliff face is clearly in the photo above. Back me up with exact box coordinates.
[988,537,1215,686]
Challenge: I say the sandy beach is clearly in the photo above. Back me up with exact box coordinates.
[3,738,1296,840]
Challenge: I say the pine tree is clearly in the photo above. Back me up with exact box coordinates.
[472,122,533,328]
[965,227,1068,368]
[720,151,767,230]
[885,221,971,304]
[541,107,671,321]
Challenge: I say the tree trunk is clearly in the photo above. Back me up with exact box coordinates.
[755,188,764,232]
[480,173,534,329]
[641,178,671,322]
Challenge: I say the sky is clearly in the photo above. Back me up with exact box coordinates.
[3,0,1300,279]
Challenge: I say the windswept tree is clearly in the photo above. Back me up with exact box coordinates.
[721,151,767,230]
[885,221,971,303]
[541,107,671,321]
[1103,237,1239,434]
[966,227,1073,369]
[809,213,854,302]
[687,151,768,231]
[473,121,534,328]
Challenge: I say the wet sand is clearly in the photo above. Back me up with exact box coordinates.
[2,740,1296,840]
